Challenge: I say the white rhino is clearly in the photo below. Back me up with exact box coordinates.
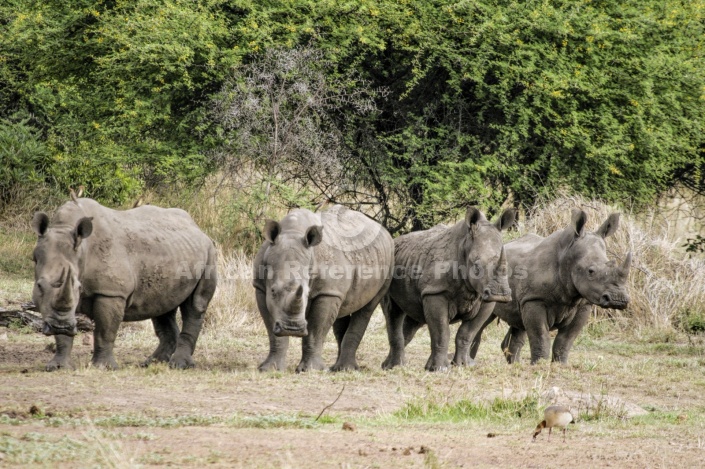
[31,196,217,371]
[253,205,394,372]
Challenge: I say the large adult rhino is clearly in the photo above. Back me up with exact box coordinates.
[31,195,217,371]
[382,207,517,371]
[253,205,393,372]
[469,209,631,365]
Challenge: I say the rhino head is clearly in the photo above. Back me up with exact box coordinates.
[462,207,516,303]
[261,218,323,337]
[562,209,631,309]
[31,212,93,336]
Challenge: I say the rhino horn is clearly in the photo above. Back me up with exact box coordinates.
[53,266,75,311]
[498,246,507,267]
[290,285,304,311]
[621,251,632,276]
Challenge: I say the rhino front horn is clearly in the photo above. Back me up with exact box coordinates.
[621,252,632,275]
[52,266,75,312]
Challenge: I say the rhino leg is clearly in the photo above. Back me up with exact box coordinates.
[91,296,125,370]
[46,334,74,371]
[452,302,496,366]
[256,288,290,371]
[501,327,527,364]
[469,312,497,361]
[332,315,350,356]
[552,304,591,364]
[522,301,551,364]
[402,315,424,347]
[382,296,407,370]
[423,294,451,372]
[330,304,376,372]
[296,295,341,372]
[142,309,178,367]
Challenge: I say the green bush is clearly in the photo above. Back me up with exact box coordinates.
[0,116,50,205]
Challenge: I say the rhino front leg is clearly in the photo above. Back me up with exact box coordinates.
[423,294,451,372]
[500,327,527,363]
[402,315,424,347]
[552,304,591,364]
[46,334,75,371]
[522,301,551,364]
[142,309,178,367]
[255,288,290,371]
[453,302,496,366]
[382,295,406,369]
[91,296,125,370]
[296,295,341,372]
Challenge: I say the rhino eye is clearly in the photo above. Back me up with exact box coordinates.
[588,268,596,276]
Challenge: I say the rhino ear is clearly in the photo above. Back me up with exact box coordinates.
[597,213,620,239]
[304,225,323,248]
[32,212,50,236]
[494,208,517,232]
[465,207,485,230]
[263,220,280,244]
[73,217,93,250]
[569,209,588,238]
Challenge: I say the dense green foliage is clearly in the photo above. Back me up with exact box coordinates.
[2,0,704,229]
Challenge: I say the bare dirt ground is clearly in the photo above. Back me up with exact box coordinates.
[1,314,705,468]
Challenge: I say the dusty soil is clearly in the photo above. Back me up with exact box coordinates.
[1,318,705,468]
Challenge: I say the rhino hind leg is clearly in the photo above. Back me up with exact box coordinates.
[46,334,75,371]
[402,315,424,347]
[332,315,350,356]
[296,295,341,373]
[452,303,497,366]
[501,327,527,364]
[170,273,216,369]
[381,296,407,370]
[330,303,377,372]
[142,309,178,367]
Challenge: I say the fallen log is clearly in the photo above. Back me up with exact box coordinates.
[0,303,94,333]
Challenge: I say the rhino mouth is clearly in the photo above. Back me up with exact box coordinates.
[599,294,629,310]
[273,320,308,337]
[42,321,78,337]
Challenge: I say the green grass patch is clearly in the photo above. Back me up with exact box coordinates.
[394,395,541,423]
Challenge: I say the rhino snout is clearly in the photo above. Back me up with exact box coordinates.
[273,320,308,337]
[599,293,629,310]
[42,320,78,337]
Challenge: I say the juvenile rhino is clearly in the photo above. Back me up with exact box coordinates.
[469,209,631,364]
[31,196,217,371]
[253,205,394,372]
[382,207,516,371]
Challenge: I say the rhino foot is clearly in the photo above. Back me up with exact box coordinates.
[45,358,73,372]
[169,355,195,369]
[381,354,403,370]
[329,361,359,372]
[258,356,286,372]
[295,357,326,373]
[451,355,476,367]
[92,357,119,370]
[424,357,450,372]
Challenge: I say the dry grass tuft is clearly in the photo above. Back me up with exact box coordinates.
[519,195,705,331]
[204,247,259,333]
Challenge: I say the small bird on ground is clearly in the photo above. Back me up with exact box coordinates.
[533,405,575,442]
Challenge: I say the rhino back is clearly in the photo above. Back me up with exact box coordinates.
[76,200,214,318]
[314,206,393,314]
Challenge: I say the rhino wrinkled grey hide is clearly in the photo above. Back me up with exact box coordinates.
[382,207,517,371]
[31,197,217,371]
[253,205,394,372]
[469,209,631,364]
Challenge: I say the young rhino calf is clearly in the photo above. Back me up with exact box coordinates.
[253,205,394,372]
[382,207,516,371]
[470,209,631,365]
